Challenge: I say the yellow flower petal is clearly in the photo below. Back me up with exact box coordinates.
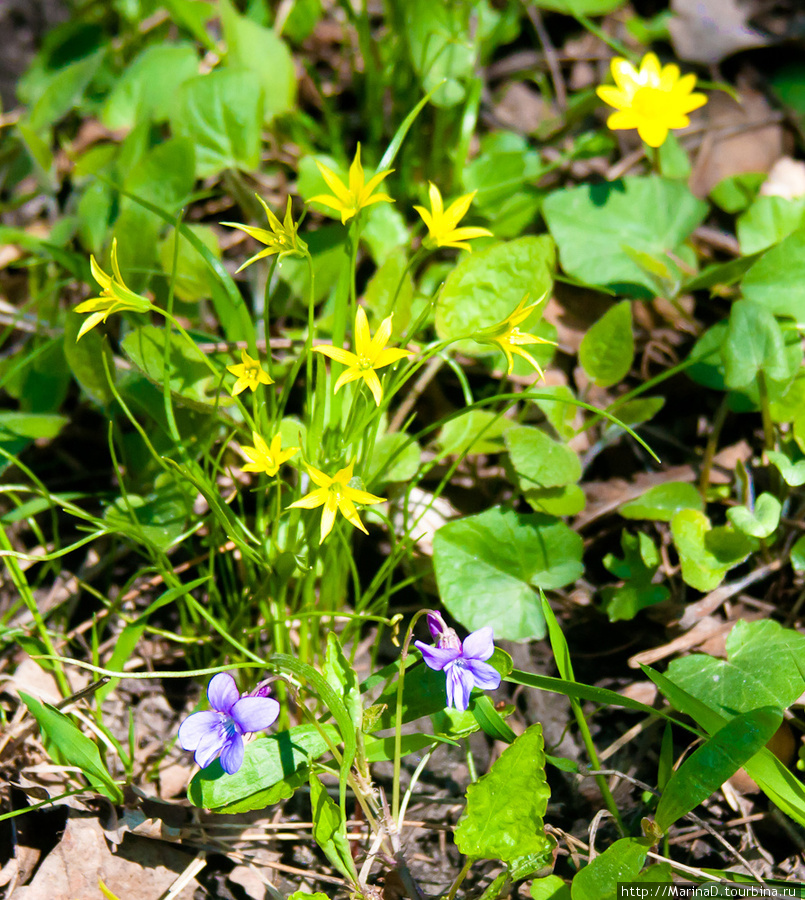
[312,345,359,367]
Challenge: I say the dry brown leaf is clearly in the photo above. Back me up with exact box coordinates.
[689,88,784,197]
[12,816,198,900]
[669,0,770,65]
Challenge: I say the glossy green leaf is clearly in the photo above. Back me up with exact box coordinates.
[158,225,221,303]
[20,692,122,802]
[433,507,584,640]
[439,410,512,458]
[666,619,805,717]
[171,69,263,177]
[723,300,791,389]
[726,492,781,539]
[220,0,296,122]
[103,478,191,551]
[579,300,634,387]
[367,432,420,484]
[531,875,572,900]
[619,482,702,522]
[542,176,707,297]
[737,195,805,255]
[322,633,362,730]
[767,449,805,487]
[601,531,669,622]
[536,0,624,12]
[455,723,553,862]
[742,228,805,320]
[189,724,338,812]
[102,43,198,129]
[505,426,581,489]
[791,535,805,571]
[0,412,68,441]
[435,236,554,351]
[655,706,782,833]
[670,509,756,592]
[309,773,357,882]
[570,838,650,900]
[29,49,104,133]
[524,484,586,517]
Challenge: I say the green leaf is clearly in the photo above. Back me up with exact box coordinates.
[742,228,805,320]
[439,410,512,458]
[289,893,329,900]
[455,723,553,863]
[601,531,669,622]
[120,325,215,411]
[767,449,805,486]
[531,875,572,900]
[103,478,191,551]
[189,724,338,812]
[570,837,650,900]
[367,431,420,484]
[737,195,805,255]
[710,172,765,214]
[29,49,105,133]
[791,535,805,571]
[171,69,263,178]
[654,706,782,833]
[322,633,362,730]
[726,492,781,539]
[433,507,584,641]
[536,0,624,12]
[542,176,707,297]
[309,773,358,882]
[220,0,296,122]
[102,44,199,129]
[20,692,122,802]
[158,225,222,303]
[524,484,586,517]
[670,509,756,592]
[619,482,702,522]
[435,236,555,352]
[0,412,68,441]
[505,426,581,489]
[723,300,791,389]
[578,300,634,387]
[665,619,805,717]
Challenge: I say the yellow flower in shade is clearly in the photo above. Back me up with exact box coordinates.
[310,144,394,224]
[75,239,152,341]
[241,431,299,476]
[221,196,307,272]
[287,461,385,543]
[227,349,274,396]
[596,52,707,148]
[312,308,412,406]
[475,294,555,379]
[414,183,492,251]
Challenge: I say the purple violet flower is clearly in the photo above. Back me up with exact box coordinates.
[178,672,280,774]
[415,614,501,711]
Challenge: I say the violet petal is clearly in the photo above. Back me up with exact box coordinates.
[207,672,239,713]
[193,727,226,769]
[231,697,280,734]
[220,733,245,774]
[415,642,461,671]
[427,611,448,642]
[178,710,220,751]
[465,658,502,691]
[462,626,495,661]
[446,664,473,711]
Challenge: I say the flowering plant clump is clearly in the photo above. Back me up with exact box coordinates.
[474,293,555,377]
[596,52,707,148]
[415,612,501,711]
[222,195,307,271]
[178,672,280,774]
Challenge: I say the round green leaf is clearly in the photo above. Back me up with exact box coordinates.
[619,482,703,522]
[742,228,805,320]
[505,426,581,488]
[432,507,584,641]
[578,300,634,387]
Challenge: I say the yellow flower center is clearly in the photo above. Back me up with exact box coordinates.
[632,86,669,120]
[331,485,344,502]
[357,355,373,370]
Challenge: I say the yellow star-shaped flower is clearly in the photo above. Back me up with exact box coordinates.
[474,294,555,379]
[221,196,307,272]
[312,308,412,406]
[241,431,299,476]
[597,52,707,148]
[309,144,394,224]
[414,183,492,252]
[287,461,385,543]
[75,238,152,341]
[226,349,274,396]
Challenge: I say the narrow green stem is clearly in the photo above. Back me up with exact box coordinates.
[446,858,474,900]
[699,396,729,499]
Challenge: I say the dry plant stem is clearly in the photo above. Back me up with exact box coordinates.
[698,395,729,498]
[523,1,566,110]
[388,355,444,432]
